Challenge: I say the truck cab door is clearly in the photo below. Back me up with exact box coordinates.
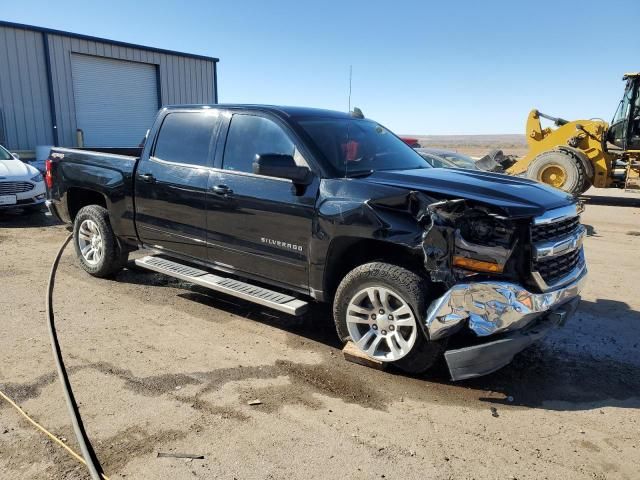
[135,110,221,259]
[205,113,318,291]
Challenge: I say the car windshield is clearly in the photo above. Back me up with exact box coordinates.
[0,145,12,160]
[418,152,456,168]
[297,117,431,176]
[437,152,478,169]
[417,149,478,170]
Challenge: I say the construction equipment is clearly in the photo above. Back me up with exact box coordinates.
[505,73,640,195]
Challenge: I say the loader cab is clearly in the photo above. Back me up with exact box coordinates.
[608,75,640,150]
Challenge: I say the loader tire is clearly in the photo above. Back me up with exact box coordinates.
[579,175,592,195]
[526,150,587,196]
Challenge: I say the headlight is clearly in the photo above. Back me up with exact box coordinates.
[459,215,512,247]
[453,210,516,275]
[30,173,43,183]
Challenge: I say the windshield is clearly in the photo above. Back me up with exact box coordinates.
[416,149,478,170]
[417,152,455,168]
[612,80,633,125]
[437,151,478,169]
[0,145,12,160]
[297,118,431,176]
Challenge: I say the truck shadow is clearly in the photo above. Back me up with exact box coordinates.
[0,210,61,228]
[429,296,640,411]
[462,344,640,411]
[116,267,640,412]
[580,193,640,208]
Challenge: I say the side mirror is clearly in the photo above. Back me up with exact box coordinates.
[253,154,312,185]
[12,152,20,160]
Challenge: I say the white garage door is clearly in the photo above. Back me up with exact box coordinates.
[71,54,159,147]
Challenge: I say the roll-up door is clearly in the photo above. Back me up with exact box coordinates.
[71,54,158,147]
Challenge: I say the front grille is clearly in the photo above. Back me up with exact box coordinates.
[533,247,581,285]
[0,181,34,194]
[531,216,580,242]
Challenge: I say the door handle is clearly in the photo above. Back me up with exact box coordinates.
[139,173,156,183]
[212,184,233,196]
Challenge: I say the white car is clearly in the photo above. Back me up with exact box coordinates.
[0,144,46,212]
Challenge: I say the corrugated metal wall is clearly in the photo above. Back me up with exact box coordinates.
[0,26,54,150]
[47,32,217,147]
[0,23,217,151]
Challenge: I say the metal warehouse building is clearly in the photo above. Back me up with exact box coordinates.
[0,21,219,157]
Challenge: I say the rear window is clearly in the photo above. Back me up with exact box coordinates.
[153,112,220,167]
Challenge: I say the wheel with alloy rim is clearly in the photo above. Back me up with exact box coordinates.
[334,262,446,373]
[526,150,586,195]
[346,286,417,362]
[77,219,103,266]
[73,204,128,277]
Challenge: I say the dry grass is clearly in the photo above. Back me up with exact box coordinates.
[404,134,528,157]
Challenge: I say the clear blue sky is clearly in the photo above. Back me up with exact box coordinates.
[3,0,638,134]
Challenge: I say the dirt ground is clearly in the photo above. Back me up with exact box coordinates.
[411,134,529,158]
[1,188,639,480]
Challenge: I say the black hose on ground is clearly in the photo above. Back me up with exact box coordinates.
[46,233,104,480]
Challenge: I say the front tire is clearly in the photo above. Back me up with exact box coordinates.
[333,262,445,374]
[73,205,127,278]
[526,150,587,195]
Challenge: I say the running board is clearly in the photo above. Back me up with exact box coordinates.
[134,255,308,316]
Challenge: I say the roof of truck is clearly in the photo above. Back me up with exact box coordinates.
[164,104,356,119]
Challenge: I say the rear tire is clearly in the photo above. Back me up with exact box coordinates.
[526,150,587,196]
[333,262,446,374]
[73,205,127,278]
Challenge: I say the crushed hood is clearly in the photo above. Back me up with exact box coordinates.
[0,159,36,179]
[362,167,574,218]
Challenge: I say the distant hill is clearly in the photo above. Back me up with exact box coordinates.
[403,134,528,157]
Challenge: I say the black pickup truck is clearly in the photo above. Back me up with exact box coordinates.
[46,105,587,380]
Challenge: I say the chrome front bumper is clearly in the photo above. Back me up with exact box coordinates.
[444,298,580,381]
[425,266,587,341]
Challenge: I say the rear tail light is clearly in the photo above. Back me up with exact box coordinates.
[45,159,53,189]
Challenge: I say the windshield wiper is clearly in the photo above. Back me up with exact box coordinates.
[344,169,374,178]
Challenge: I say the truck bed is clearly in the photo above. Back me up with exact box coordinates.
[47,146,142,245]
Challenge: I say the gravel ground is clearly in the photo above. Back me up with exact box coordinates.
[1,188,639,479]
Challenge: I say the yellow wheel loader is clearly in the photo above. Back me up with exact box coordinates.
[503,73,640,195]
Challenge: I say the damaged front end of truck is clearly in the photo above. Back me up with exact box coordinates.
[409,193,587,380]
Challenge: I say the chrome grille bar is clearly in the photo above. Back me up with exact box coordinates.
[0,181,35,194]
[531,204,585,291]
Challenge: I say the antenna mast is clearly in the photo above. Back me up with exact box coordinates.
[348,65,352,112]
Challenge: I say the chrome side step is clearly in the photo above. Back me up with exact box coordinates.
[134,255,308,316]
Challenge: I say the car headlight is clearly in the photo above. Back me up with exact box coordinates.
[459,214,512,247]
[453,211,516,274]
[30,173,43,183]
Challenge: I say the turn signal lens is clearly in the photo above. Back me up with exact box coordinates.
[452,256,503,273]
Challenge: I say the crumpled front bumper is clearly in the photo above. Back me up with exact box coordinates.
[425,267,587,340]
[444,297,580,381]
[424,266,587,380]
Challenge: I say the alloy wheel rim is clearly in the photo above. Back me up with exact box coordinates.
[346,286,417,362]
[539,164,567,188]
[78,219,103,266]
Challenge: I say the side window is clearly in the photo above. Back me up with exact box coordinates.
[153,112,219,167]
[223,114,295,173]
